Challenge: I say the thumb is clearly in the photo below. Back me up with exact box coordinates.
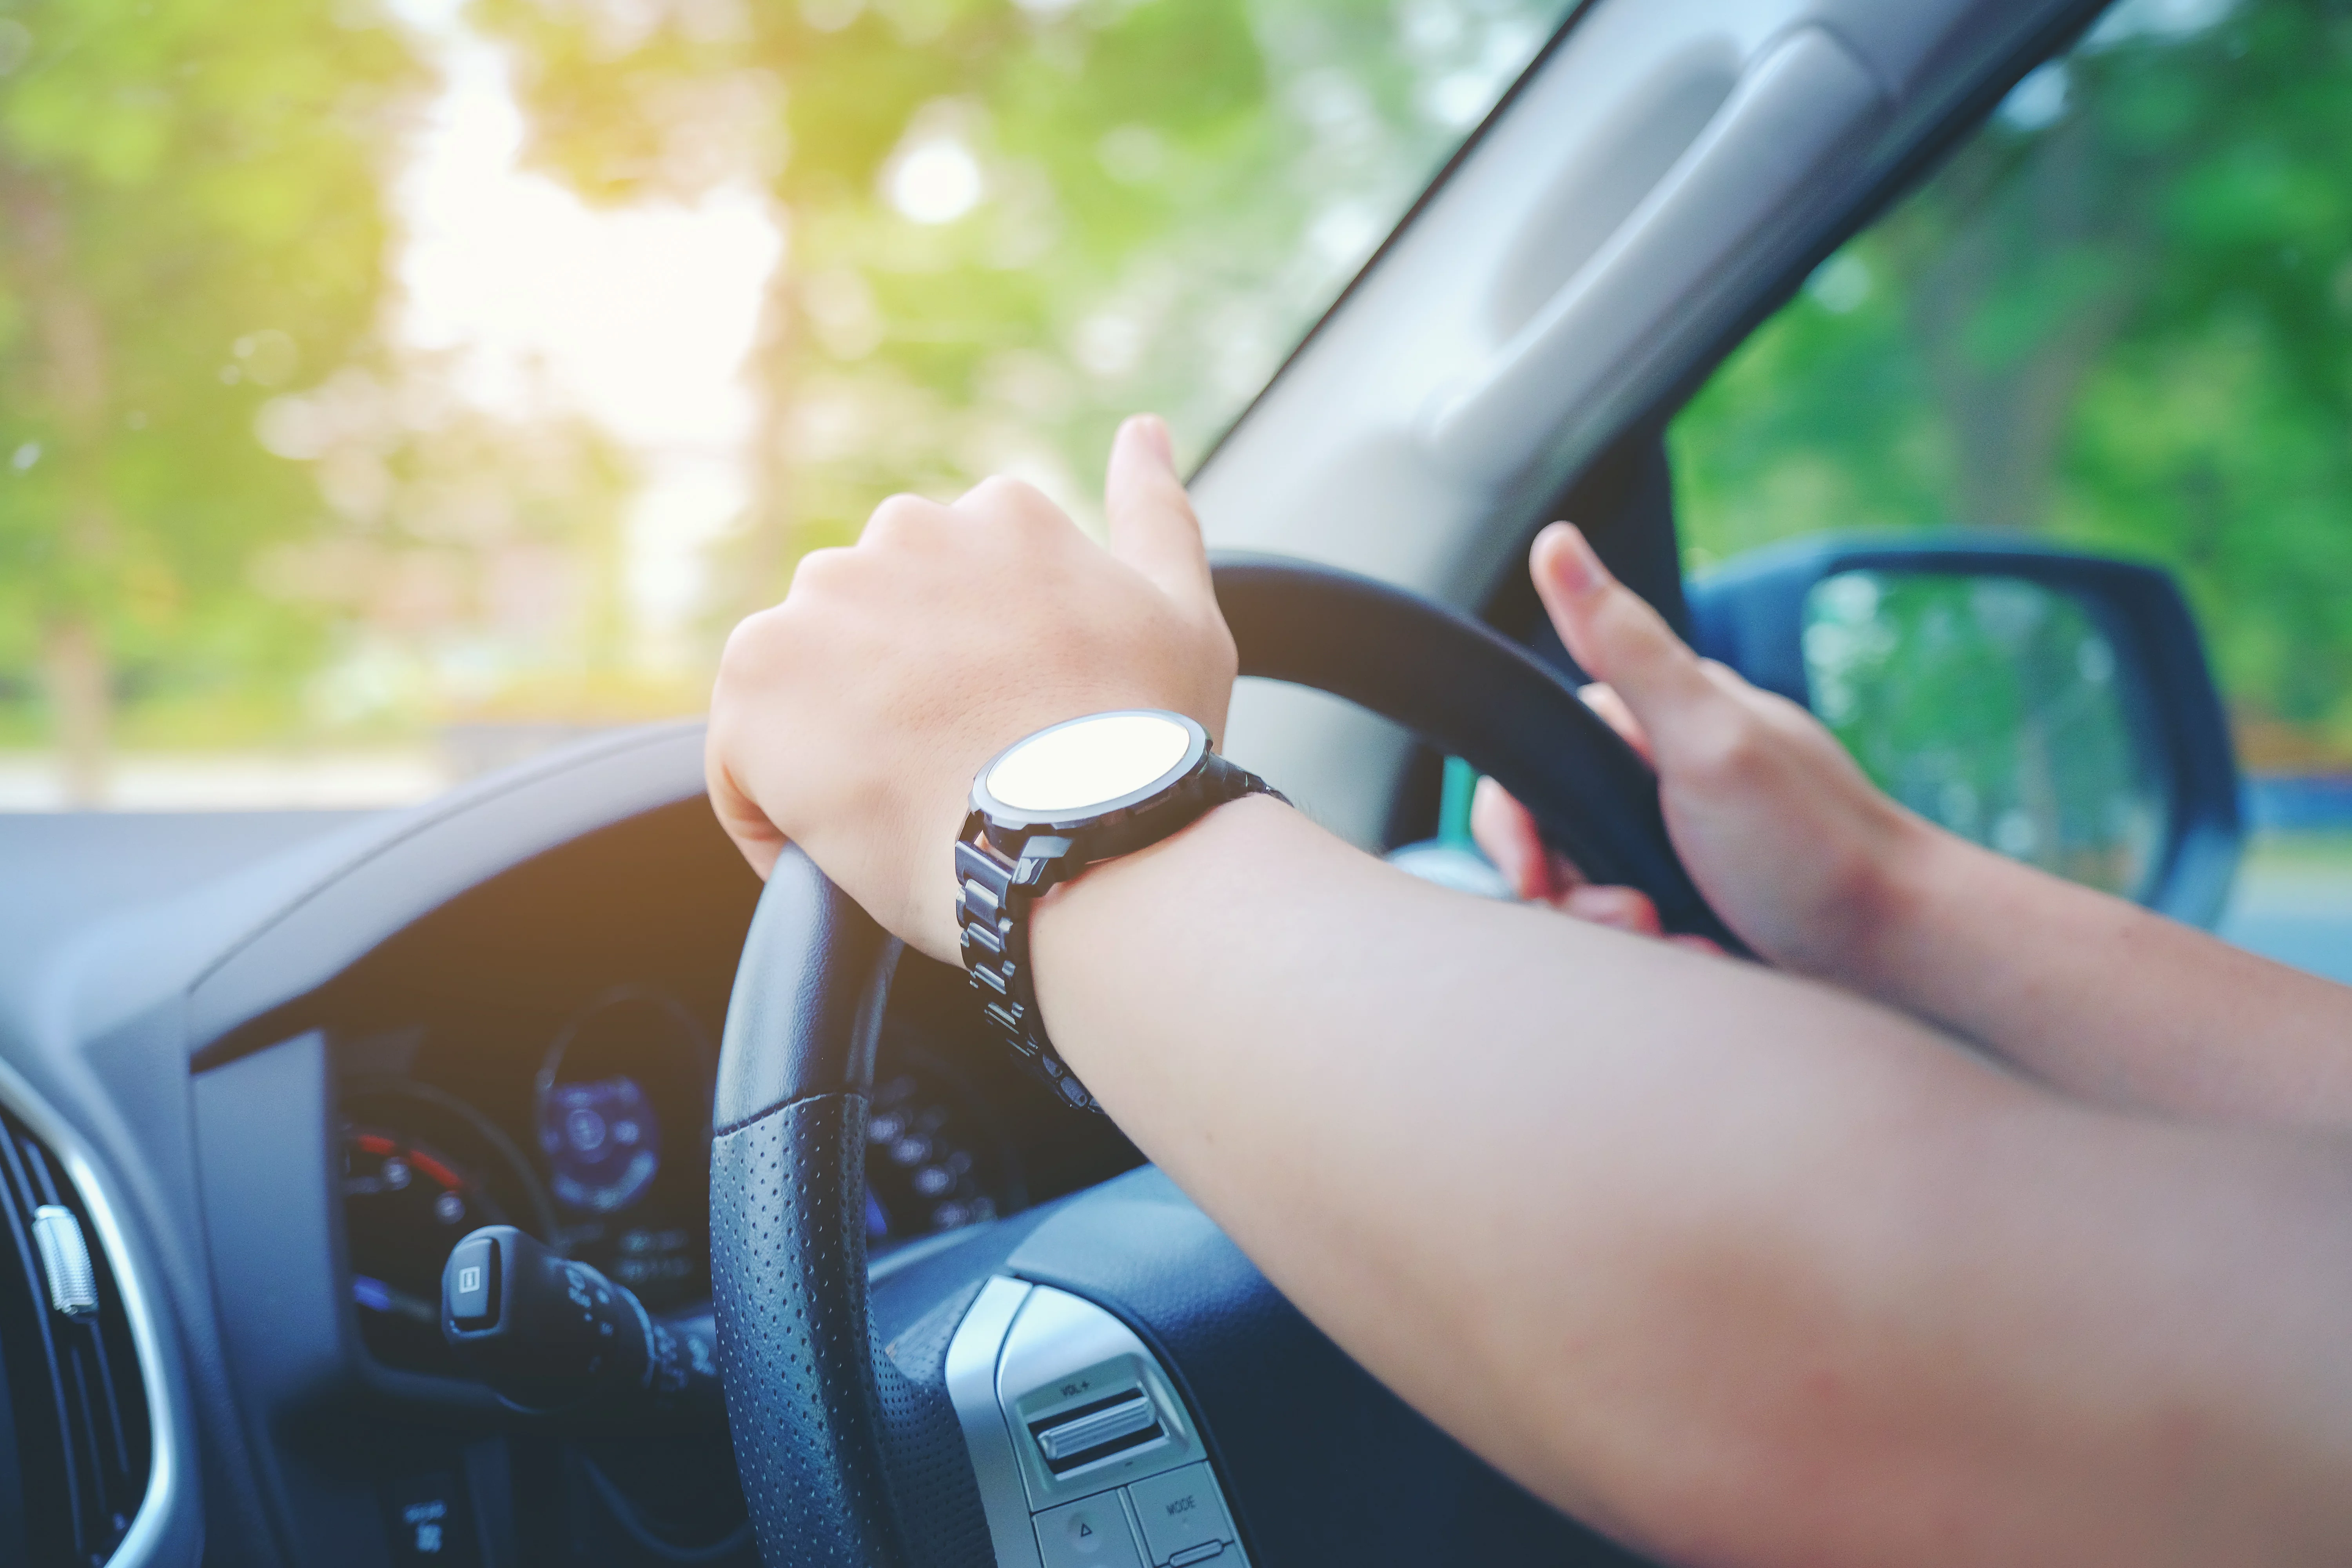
[1530,522,1716,740]
[1104,414,1216,610]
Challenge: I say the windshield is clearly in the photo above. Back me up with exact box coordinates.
[0,0,1574,809]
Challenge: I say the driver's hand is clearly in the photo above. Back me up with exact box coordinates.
[1469,523,1929,985]
[706,416,1238,965]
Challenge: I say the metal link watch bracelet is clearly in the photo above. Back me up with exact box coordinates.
[954,711,1284,1112]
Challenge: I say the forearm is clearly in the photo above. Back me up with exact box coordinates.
[1479,525,2352,1131]
[1034,797,2352,1566]
[705,432,2352,1562]
[1866,827,2352,1129]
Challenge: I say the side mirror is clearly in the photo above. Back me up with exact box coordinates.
[1686,532,2241,926]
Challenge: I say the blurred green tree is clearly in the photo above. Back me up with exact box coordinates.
[243,365,640,739]
[473,0,1565,628]
[0,0,426,797]
[1675,0,2352,766]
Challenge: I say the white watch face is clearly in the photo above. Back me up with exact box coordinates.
[984,711,1195,815]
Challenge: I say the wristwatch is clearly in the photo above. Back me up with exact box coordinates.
[955,709,1285,1111]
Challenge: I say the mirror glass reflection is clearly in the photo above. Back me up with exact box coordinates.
[1800,570,2166,898]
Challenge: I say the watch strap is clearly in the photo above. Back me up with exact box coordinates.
[956,751,1282,1112]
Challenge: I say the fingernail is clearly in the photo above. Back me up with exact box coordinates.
[1126,414,1174,466]
[1540,522,1606,598]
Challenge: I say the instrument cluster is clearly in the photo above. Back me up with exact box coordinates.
[334,1002,1012,1376]
[332,951,1141,1377]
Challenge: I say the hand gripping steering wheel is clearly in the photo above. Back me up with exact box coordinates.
[709,557,1724,1568]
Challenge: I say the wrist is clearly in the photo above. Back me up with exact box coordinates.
[1027,789,1293,1023]
[1030,789,1288,926]
[951,711,1283,1111]
[1829,809,1976,1009]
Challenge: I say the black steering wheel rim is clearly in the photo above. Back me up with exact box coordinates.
[710,554,1723,1567]
[1212,554,1741,949]
[708,847,913,1565]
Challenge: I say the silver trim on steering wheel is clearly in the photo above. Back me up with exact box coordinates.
[947,1276,1252,1568]
[947,1278,1045,1568]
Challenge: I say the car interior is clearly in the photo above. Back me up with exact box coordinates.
[0,0,2281,1564]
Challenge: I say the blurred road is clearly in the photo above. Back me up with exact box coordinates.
[2219,834,2352,986]
[2217,777,2352,985]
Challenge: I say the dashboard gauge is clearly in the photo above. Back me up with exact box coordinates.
[864,1045,1024,1249]
[540,1073,661,1213]
[339,1079,553,1373]
[537,990,714,1309]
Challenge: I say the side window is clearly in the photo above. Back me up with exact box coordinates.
[1669,0,2352,971]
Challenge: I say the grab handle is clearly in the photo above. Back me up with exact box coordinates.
[1422,27,1887,477]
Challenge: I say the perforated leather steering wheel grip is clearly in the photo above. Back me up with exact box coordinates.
[711,846,993,1568]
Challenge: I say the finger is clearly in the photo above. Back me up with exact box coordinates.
[1471,775,1590,898]
[1470,775,1559,901]
[1577,682,1654,764]
[949,474,1061,526]
[1530,523,1717,739]
[1560,883,1665,938]
[864,490,951,547]
[1103,414,1216,610]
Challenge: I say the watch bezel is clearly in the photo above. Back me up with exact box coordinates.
[970,709,1210,835]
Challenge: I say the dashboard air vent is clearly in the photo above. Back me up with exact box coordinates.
[0,1102,152,1565]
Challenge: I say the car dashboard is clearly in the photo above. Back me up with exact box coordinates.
[0,723,1147,1566]
[315,800,1140,1391]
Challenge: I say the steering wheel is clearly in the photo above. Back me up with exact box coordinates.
[710,556,1729,1568]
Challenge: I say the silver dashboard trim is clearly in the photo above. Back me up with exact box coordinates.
[0,1053,187,1568]
[33,1203,101,1317]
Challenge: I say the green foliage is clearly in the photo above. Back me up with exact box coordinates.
[241,372,641,736]
[0,0,655,770]
[1675,0,2352,767]
[0,0,1564,771]
[1804,570,2159,893]
[0,0,425,733]
[474,0,1568,624]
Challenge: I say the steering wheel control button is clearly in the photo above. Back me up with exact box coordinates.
[1035,1494,1148,1568]
[953,1282,1254,1565]
[445,1234,500,1328]
[1125,1464,1234,1565]
[994,1287,1210,1503]
[1035,1392,1163,1471]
